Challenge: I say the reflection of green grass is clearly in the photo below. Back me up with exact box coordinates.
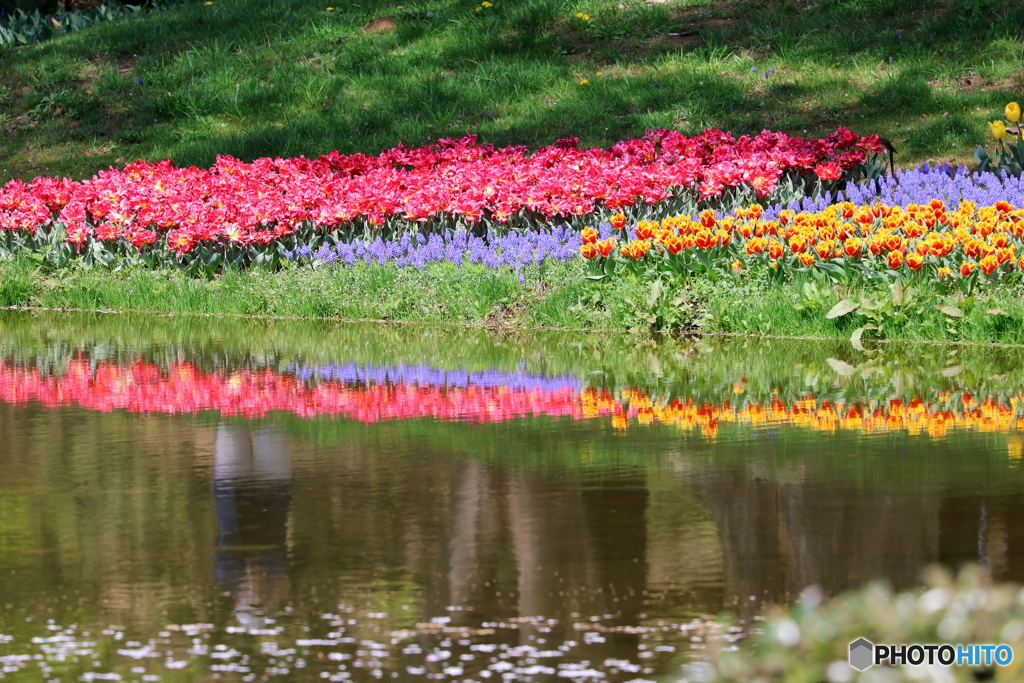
[1,0,1023,181]
[6,306,1024,408]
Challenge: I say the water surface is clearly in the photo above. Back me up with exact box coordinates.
[1,312,1022,682]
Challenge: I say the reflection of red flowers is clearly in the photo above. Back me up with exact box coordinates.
[2,361,1015,440]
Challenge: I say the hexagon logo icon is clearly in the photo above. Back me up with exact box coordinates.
[849,638,874,671]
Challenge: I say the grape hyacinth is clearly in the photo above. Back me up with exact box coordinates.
[288,225,614,270]
[764,164,1024,220]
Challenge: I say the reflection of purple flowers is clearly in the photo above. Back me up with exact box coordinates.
[290,226,601,270]
[287,362,582,392]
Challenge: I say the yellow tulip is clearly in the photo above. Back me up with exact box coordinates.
[989,120,1007,140]
[1006,102,1021,123]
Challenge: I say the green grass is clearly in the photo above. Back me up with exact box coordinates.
[1,0,1023,181]
[10,256,1024,344]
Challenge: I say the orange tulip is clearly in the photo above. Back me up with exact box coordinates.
[843,237,863,258]
[886,250,904,269]
[906,253,924,270]
[581,227,598,244]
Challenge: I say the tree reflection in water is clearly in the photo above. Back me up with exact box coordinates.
[213,424,292,627]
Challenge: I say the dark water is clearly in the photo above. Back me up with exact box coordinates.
[1,312,1023,682]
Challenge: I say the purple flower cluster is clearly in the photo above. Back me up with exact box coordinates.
[288,226,599,271]
[287,362,582,392]
[764,164,1024,220]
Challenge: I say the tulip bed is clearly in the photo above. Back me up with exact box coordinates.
[582,200,1024,295]
[0,128,881,272]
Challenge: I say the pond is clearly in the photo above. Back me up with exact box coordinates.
[0,311,1022,682]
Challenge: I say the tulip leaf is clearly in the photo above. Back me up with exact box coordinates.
[826,299,858,319]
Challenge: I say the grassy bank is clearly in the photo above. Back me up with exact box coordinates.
[1,0,1023,181]
[6,257,1024,344]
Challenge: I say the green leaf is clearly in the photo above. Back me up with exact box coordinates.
[936,305,964,318]
[892,278,903,306]
[850,326,866,350]
[826,299,858,319]
[585,274,607,281]
[986,308,1010,316]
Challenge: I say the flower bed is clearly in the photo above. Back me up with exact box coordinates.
[583,200,1024,296]
[0,128,880,271]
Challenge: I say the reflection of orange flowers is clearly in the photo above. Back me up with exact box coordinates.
[5,360,1023,442]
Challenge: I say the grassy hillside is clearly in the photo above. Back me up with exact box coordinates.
[0,0,1022,182]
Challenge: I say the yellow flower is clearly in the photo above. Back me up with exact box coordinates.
[475,5,482,9]
[326,6,334,9]
[579,79,589,85]
[989,120,1007,140]
[396,4,403,7]
[481,1,492,6]
[575,11,589,19]
[596,71,603,76]
[204,1,212,4]
[1006,102,1021,123]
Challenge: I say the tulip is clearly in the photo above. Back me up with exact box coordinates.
[989,120,1007,140]
[905,253,924,270]
[1006,102,1021,124]
[980,254,999,275]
